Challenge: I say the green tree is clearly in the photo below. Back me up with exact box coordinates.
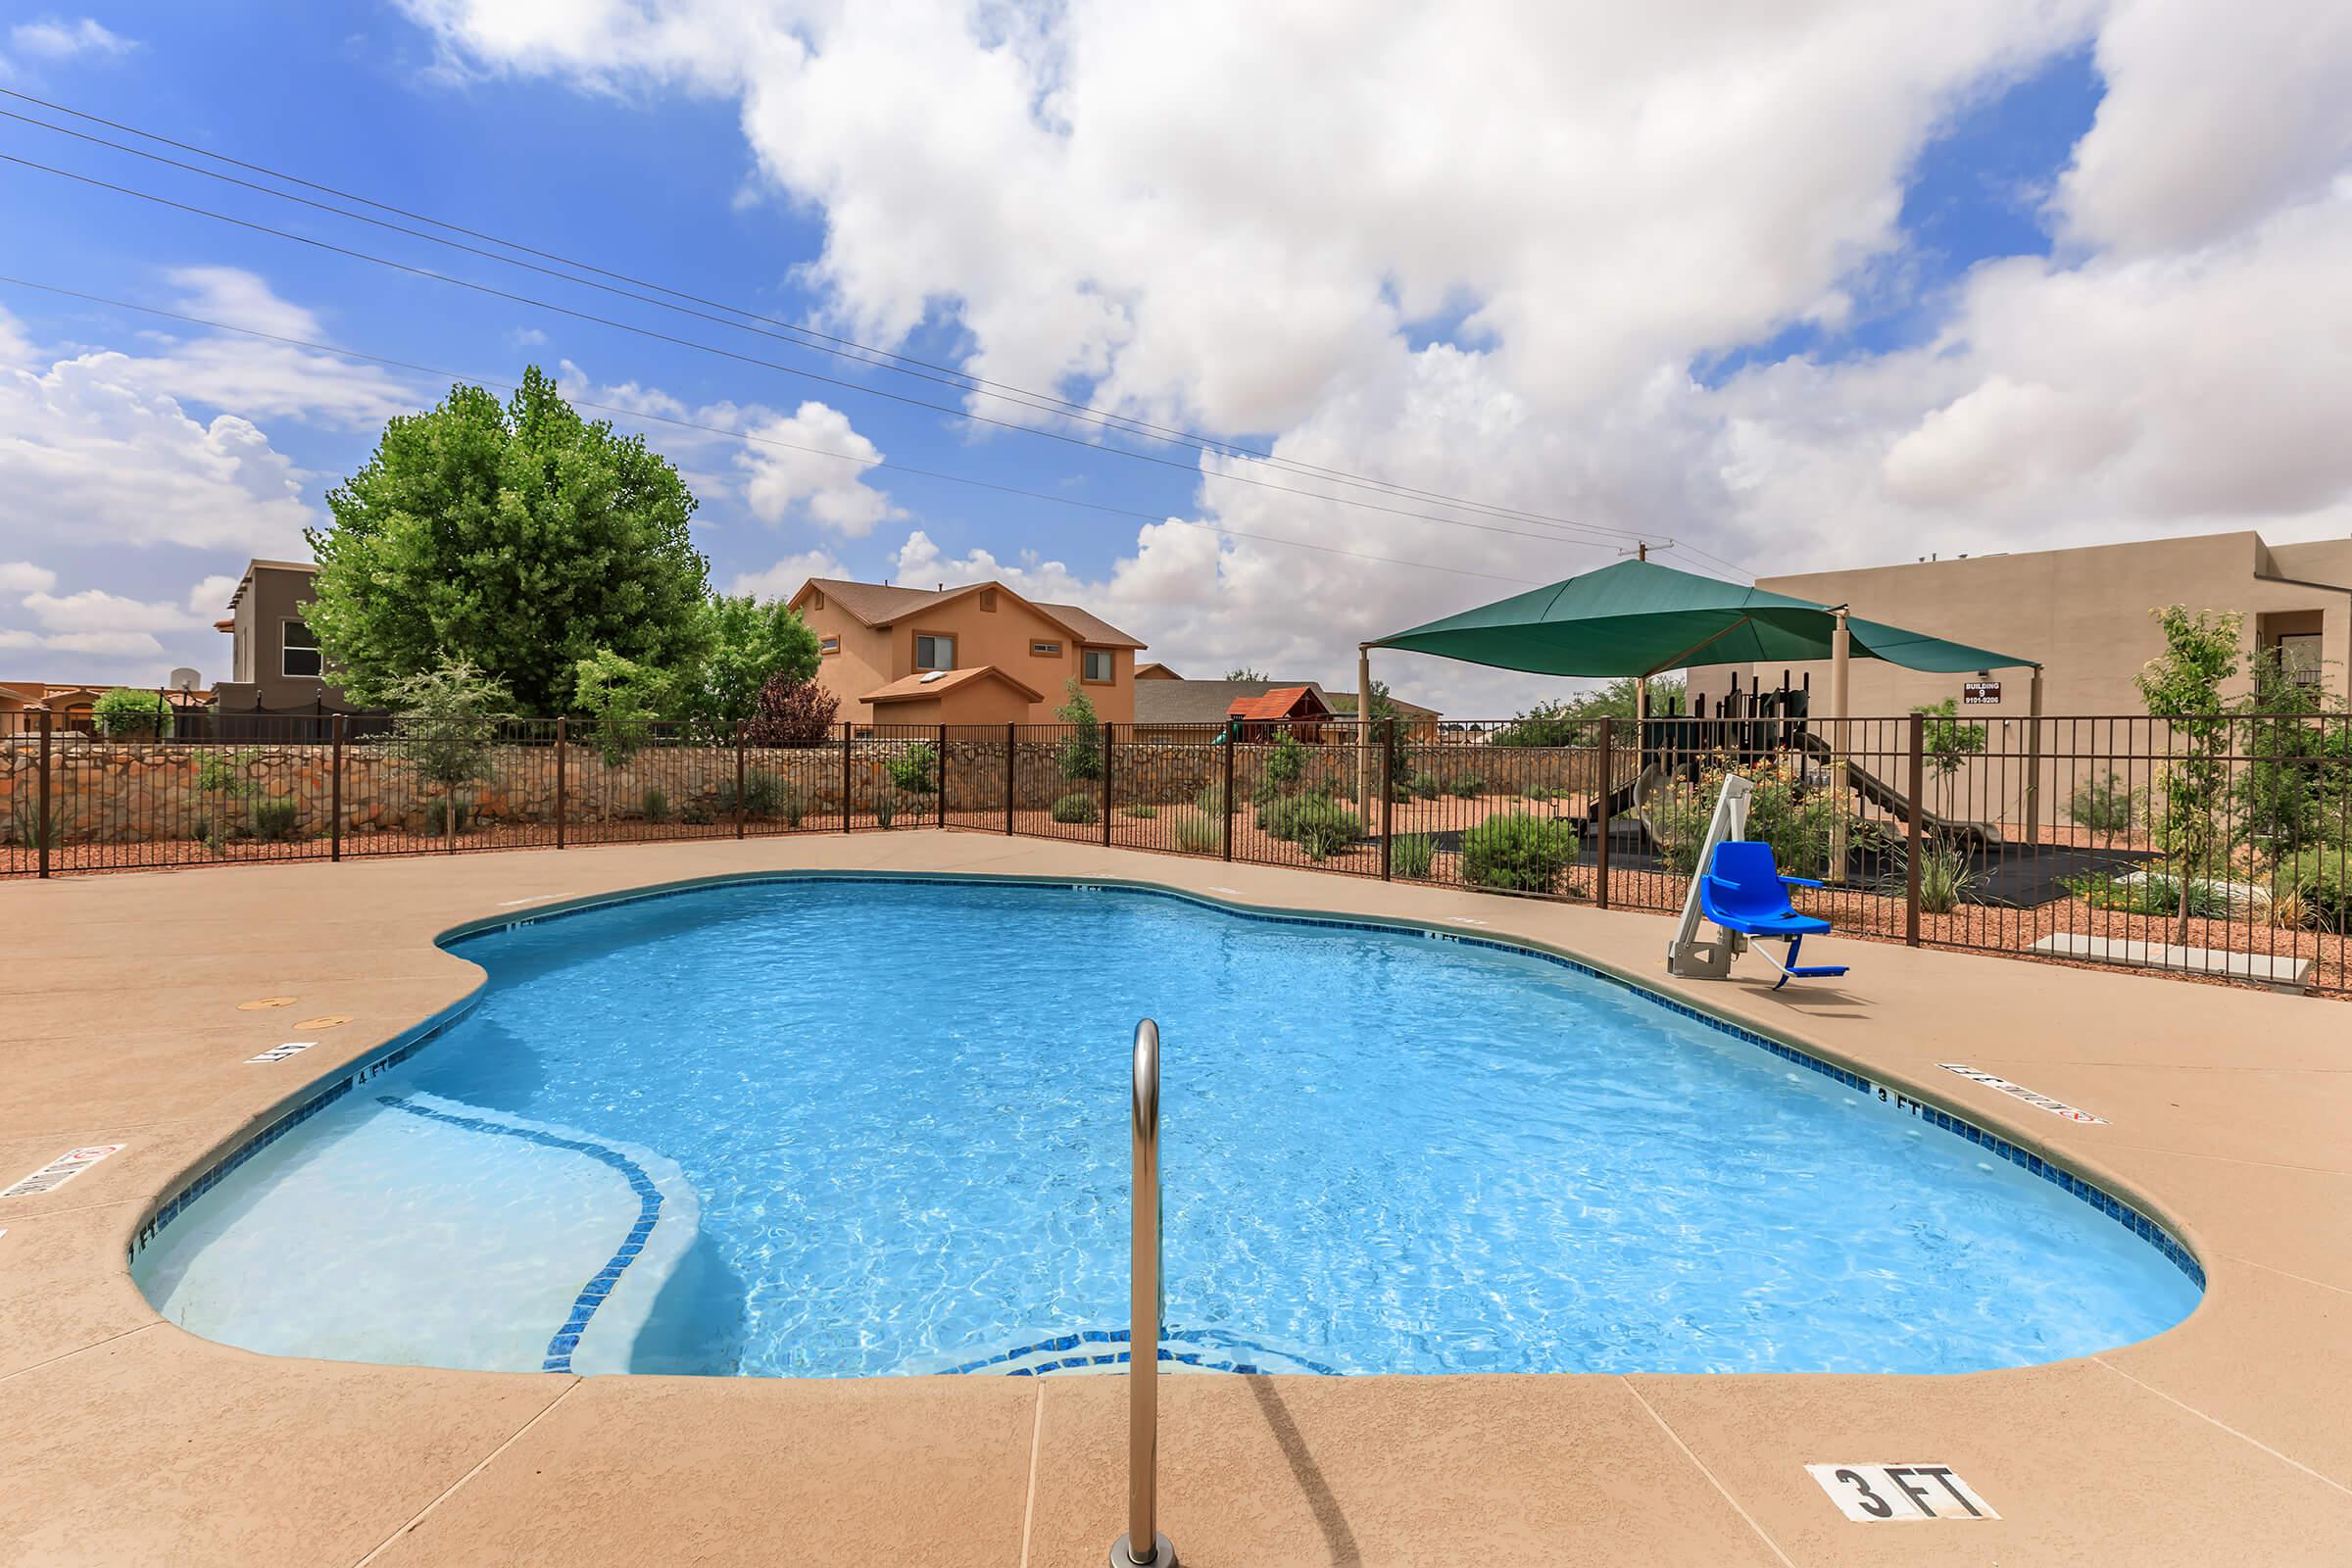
[1911,697,1987,814]
[678,595,821,734]
[1491,678,1684,746]
[2135,606,2242,941]
[571,648,670,765]
[92,687,173,740]
[1224,666,1271,682]
[2234,647,2350,859]
[381,657,513,855]
[1056,678,1102,781]
[307,366,710,714]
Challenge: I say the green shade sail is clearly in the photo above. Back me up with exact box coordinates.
[1370,559,2036,677]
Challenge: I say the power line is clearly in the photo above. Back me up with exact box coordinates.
[0,148,1643,563]
[0,86,1725,560]
[0,273,1547,588]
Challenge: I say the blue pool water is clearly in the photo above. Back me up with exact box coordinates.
[134,878,2200,1378]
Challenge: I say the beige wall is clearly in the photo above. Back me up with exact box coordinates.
[1702,531,2352,719]
[216,564,351,712]
[802,590,1138,725]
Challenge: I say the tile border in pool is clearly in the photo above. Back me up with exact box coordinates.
[128,868,2205,1307]
[375,1095,663,1373]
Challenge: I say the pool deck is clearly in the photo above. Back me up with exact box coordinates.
[3,830,2347,1566]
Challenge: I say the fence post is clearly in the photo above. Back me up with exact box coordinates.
[1380,718,1396,880]
[1004,722,1016,835]
[937,722,948,829]
[1221,726,1235,862]
[1595,715,1613,909]
[37,709,53,879]
[842,721,854,831]
[1102,721,1114,847]
[1906,712,1925,947]
[555,718,568,849]
[735,720,748,841]
[330,714,345,862]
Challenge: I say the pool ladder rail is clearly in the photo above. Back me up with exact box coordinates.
[1110,1018,1178,1568]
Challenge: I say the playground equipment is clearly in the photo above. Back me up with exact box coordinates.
[1666,775,1850,988]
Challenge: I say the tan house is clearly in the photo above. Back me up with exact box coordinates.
[1703,530,2352,716]
[788,578,1148,726]
[212,560,352,713]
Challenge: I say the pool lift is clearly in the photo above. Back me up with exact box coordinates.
[1667,774,1850,990]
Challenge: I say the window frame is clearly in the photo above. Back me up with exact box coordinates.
[818,634,841,657]
[1030,639,1063,658]
[1080,646,1116,685]
[280,618,323,680]
[913,629,957,672]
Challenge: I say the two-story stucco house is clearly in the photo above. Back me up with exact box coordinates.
[788,579,1148,726]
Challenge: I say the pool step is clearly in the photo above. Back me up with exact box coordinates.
[906,1326,1337,1378]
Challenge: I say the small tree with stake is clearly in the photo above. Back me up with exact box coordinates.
[2135,606,2242,943]
[1911,698,1987,816]
[1056,678,1102,782]
[382,657,512,855]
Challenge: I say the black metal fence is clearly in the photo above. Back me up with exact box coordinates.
[5,708,2344,995]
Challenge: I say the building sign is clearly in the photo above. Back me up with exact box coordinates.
[1962,680,2001,705]
[1807,1464,1998,1522]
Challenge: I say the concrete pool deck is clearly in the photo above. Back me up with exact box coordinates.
[2,830,2347,1566]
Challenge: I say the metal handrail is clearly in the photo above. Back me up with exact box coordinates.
[1111,1019,1176,1568]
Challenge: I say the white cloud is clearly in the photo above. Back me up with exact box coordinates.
[411,0,2352,710]
[727,548,850,600]
[186,573,239,616]
[9,17,135,60]
[736,401,901,536]
[0,562,58,594]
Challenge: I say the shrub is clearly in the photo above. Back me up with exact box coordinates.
[780,786,806,827]
[422,797,471,836]
[8,799,62,850]
[1462,811,1577,893]
[2278,848,2350,932]
[1407,769,1442,800]
[1390,833,1435,880]
[1448,773,1484,799]
[1257,731,1308,799]
[1274,797,1363,860]
[746,674,840,746]
[92,687,174,740]
[571,647,667,765]
[716,769,785,817]
[1489,703,1583,748]
[874,793,898,829]
[1195,783,1229,816]
[2069,772,2135,834]
[248,797,302,841]
[640,787,670,823]
[680,804,714,825]
[1882,843,1983,914]
[194,750,240,793]
[887,743,939,795]
[1051,791,1099,824]
[1121,803,1157,818]
[2065,871,2230,919]
[1175,814,1218,853]
[1056,680,1102,781]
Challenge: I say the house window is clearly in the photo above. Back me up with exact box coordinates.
[915,633,956,671]
[1082,647,1115,683]
[819,635,840,656]
[1031,640,1062,658]
[281,619,323,679]
[2278,633,2323,689]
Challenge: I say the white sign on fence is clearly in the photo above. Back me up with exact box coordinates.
[1806,1463,1998,1522]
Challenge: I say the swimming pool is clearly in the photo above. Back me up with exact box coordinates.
[134,876,2201,1378]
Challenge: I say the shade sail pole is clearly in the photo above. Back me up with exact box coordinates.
[2024,665,2044,847]
[1356,644,1373,814]
[1827,607,1851,884]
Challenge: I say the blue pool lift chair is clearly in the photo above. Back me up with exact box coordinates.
[1697,841,1850,990]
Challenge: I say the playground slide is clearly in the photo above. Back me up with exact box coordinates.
[1792,732,2005,849]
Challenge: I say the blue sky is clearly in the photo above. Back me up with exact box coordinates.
[2,3,2346,709]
